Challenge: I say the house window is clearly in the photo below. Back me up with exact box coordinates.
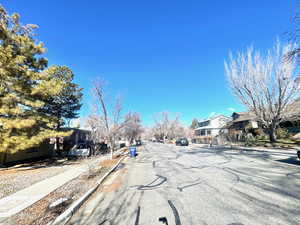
[200,130,206,136]
[199,121,210,127]
[207,130,211,135]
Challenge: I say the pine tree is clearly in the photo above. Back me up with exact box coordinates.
[40,65,83,128]
[190,118,199,129]
[0,6,68,161]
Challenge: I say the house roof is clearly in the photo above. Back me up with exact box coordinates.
[198,114,231,123]
[195,126,218,130]
[232,112,257,123]
[61,127,91,133]
[284,98,300,120]
[195,114,231,130]
[230,98,300,123]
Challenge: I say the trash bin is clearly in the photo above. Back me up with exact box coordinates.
[129,147,136,158]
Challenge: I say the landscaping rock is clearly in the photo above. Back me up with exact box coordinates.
[49,197,71,209]
[264,143,272,147]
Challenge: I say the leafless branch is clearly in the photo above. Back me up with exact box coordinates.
[225,40,300,141]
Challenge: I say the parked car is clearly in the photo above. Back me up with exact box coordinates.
[93,142,108,154]
[175,138,189,146]
[135,140,142,146]
[68,143,91,159]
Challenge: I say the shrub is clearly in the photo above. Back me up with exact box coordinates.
[253,128,265,136]
[245,134,256,146]
[275,128,289,139]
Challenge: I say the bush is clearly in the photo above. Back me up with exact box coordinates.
[264,143,272,147]
[253,128,265,136]
[275,128,289,139]
[245,134,256,146]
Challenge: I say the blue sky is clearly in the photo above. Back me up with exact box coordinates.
[2,0,298,125]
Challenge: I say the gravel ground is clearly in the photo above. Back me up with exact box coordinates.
[0,157,95,199]
[4,157,121,225]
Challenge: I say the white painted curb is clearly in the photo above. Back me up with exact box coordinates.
[48,156,126,225]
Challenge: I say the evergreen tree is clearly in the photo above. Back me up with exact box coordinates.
[190,118,199,129]
[0,6,68,161]
[40,65,83,128]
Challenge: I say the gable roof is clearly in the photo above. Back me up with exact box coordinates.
[231,98,300,123]
[195,114,231,130]
[283,98,300,120]
[231,112,257,123]
[199,114,231,123]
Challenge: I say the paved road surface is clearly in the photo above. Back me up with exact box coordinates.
[68,143,300,225]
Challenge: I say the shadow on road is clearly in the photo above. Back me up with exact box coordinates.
[276,157,300,166]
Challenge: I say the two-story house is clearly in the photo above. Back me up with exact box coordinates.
[194,115,231,143]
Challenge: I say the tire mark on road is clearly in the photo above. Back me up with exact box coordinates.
[168,200,182,225]
[222,167,241,183]
[98,219,108,225]
[177,181,202,192]
[134,206,141,225]
[130,175,167,190]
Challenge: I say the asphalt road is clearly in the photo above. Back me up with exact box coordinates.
[67,142,300,225]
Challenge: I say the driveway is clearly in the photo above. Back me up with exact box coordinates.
[68,143,300,225]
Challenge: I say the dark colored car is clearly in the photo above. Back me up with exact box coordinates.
[175,138,189,146]
[135,140,142,146]
[297,151,300,159]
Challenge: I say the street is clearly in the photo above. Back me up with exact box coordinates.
[68,143,300,225]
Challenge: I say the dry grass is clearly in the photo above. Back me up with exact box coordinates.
[4,164,111,225]
[0,167,66,199]
[101,180,123,193]
[0,156,107,199]
[1,154,125,225]
[100,166,127,193]
[100,158,119,168]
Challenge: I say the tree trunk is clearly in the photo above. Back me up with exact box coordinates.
[55,123,62,156]
[110,143,114,159]
[2,148,8,165]
[109,137,114,159]
[268,126,277,143]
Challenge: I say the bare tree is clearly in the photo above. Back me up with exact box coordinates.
[90,78,125,159]
[152,111,170,142]
[184,126,195,140]
[152,112,185,142]
[286,7,300,62]
[225,40,300,142]
[86,114,106,147]
[123,112,143,145]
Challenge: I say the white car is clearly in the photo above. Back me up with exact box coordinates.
[68,143,90,158]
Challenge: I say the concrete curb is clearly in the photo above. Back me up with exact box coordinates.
[48,156,126,225]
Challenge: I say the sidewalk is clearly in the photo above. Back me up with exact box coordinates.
[0,157,103,223]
